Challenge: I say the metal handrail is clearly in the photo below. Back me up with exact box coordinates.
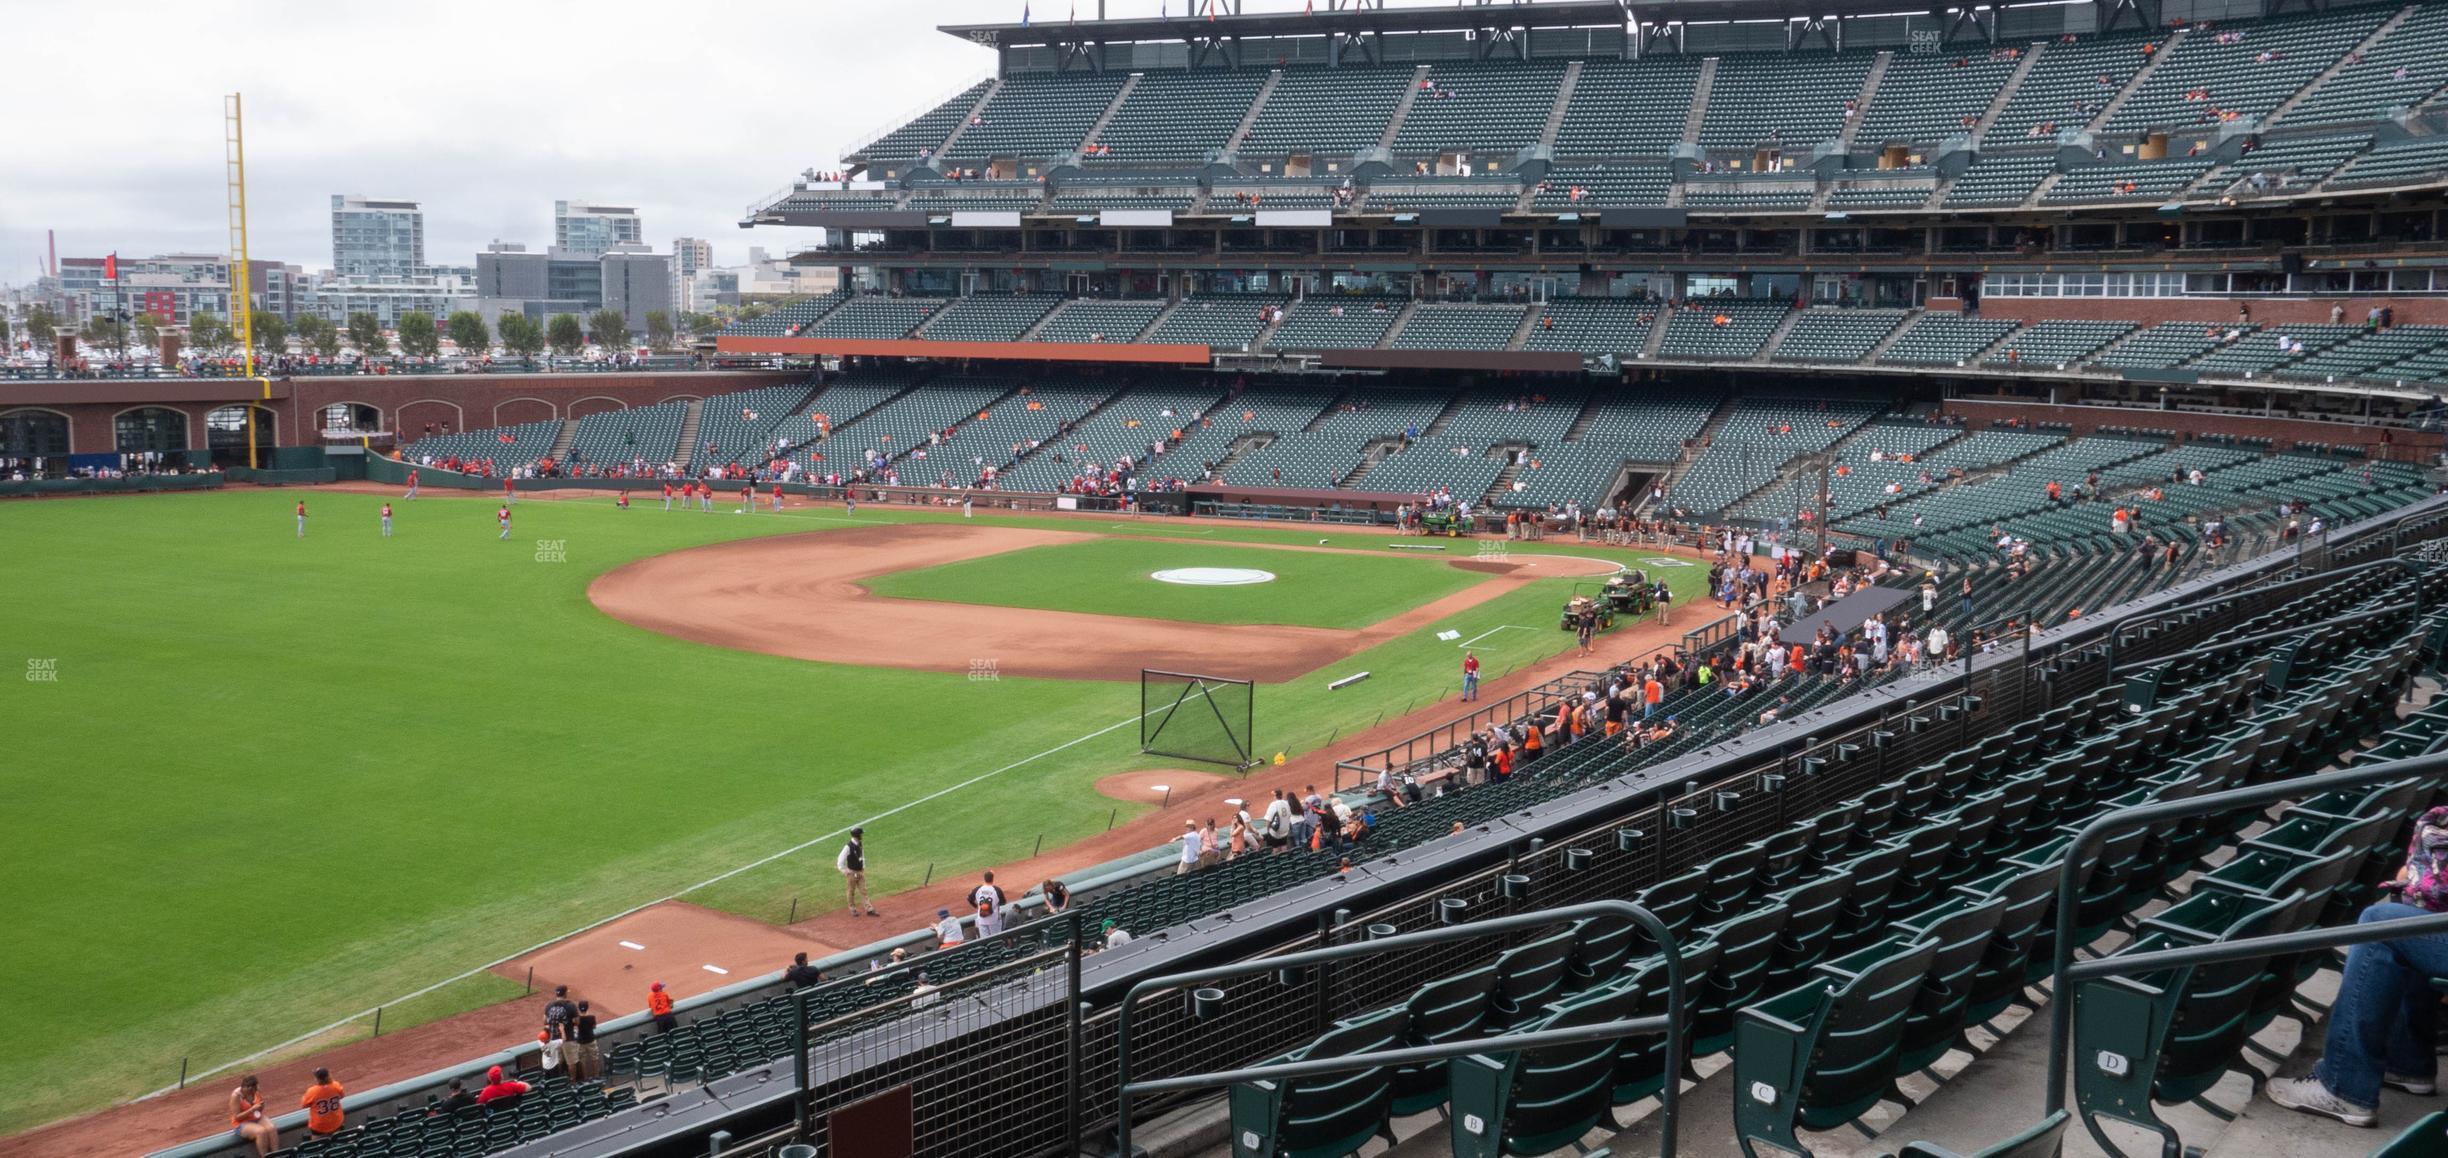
[1113,900,1688,1158]
[1331,668,1604,790]
[2041,752,2448,1120]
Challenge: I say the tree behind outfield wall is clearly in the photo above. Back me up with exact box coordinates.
[294,314,342,360]
[644,310,674,352]
[252,313,289,358]
[188,311,232,357]
[396,311,441,359]
[682,311,720,340]
[547,313,585,357]
[346,311,386,359]
[445,311,490,357]
[499,313,547,359]
[133,314,160,360]
[26,306,59,364]
[587,308,630,352]
[83,316,129,360]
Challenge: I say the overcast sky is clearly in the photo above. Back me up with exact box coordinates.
[0,0,1075,282]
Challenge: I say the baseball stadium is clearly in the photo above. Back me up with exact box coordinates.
[15,1,2448,1157]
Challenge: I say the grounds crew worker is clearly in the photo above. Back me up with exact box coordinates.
[839,826,876,917]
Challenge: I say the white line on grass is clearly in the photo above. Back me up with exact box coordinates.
[140,690,1211,1102]
[1455,624,1541,649]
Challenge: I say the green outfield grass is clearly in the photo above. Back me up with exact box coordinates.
[0,490,1709,1138]
[862,537,1491,627]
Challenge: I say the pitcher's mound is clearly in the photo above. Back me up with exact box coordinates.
[1096,769,1232,803]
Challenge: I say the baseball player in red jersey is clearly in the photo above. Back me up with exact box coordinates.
[295,500,308,538]
[380,503,394,537]
[497,504,512,540]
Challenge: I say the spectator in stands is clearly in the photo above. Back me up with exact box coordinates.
[1039,878,1070,915]
[972,871,1005,915]
[2269,808,2448,1127]
[543,985,578,1044]
[475,1063,532,1111]
[229,1075,276,1156]
[1102,919,1134,949]
[784,952,825,990]
[430,1078,476,1117]
[1177,820,1202,875]
[1263,789,1294,852]
[567,1001,599,1081]
[932,907,965,948]
[647,982,676,1032]
[301,1068,347,1140]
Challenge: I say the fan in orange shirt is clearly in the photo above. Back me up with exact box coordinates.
[300,1067,347,1138]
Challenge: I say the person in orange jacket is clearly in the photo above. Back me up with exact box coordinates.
[647,982,676,1032]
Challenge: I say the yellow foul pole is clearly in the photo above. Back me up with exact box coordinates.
[225,93,265,467]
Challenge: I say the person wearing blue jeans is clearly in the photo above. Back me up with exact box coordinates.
[2267,901,2448,1126]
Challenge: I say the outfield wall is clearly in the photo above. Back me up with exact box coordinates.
[1,370,803,457]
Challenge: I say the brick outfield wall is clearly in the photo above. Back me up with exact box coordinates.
[1943,397,2445,462]
[3,371,802,456]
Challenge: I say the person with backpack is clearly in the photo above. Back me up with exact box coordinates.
[1262,790,1293,853]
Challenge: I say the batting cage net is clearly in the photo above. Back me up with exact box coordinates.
[1139,670,1257,771]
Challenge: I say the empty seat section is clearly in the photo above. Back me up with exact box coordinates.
[2041,157,2212,203]
[564,400,688,468]
[918,295,1062,343]
[1876,314,2017,366]
[2106,8,2388,134]
[1522,297,1661,356]
[1239,66,1414,162]
[1983,320,2134,368]
[1144,294,1285,351]
[1858,50,2024,146]
[1087,70,1267,165]
[2090,322,2256,371]
[2325,134,2448,189]
[810,296,945,339]
[1552,57,1703,160]
[1031,299,1168,344]
[1265,297,1405,350]
[2279,4,2448,128]
[1941,152,2057,206]
[721,290,846,337]
[1664,396,1882,515]
[1533,165,1673,208]
[2192,133,2369,198]
[1825,180,1936,209]
[851,79,991,163]
[939,72,1128,164]
[1773,310,1908,363]
[1682,180,1817,210]
[1988,33,2154,141]
[999,384,1229,492]
[1392,61,1567,157]
[1701,52,1878,149]
[1654,300,1790,360]
[1391,304,1527,350]
[404,420,563,470]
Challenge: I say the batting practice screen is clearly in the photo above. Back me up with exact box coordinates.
[1139,670,1256,771]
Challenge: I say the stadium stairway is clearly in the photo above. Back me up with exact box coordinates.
[545,418,579,462]
[672,401,703,471]
[2266,5,2416,128]
[1642,307,1673,359]
[1974,44,2048,139]
[1381,66,1433,150]
[2085,27,2191,133]
[1837,51,1893,151]
[1750,309,1807,365]
[1682,59,1717,146]
[929,77,1004,159]
[1538,61,1585,148]
[1377,299,1426,349]
[1861,310,1927,363]
[1222,70,1281,154]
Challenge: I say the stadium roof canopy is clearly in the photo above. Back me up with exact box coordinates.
[936,0,2049,49]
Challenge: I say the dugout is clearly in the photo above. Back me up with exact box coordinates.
[1186,483,1416,524]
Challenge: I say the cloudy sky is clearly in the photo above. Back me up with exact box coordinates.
[0,0,1086,282]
